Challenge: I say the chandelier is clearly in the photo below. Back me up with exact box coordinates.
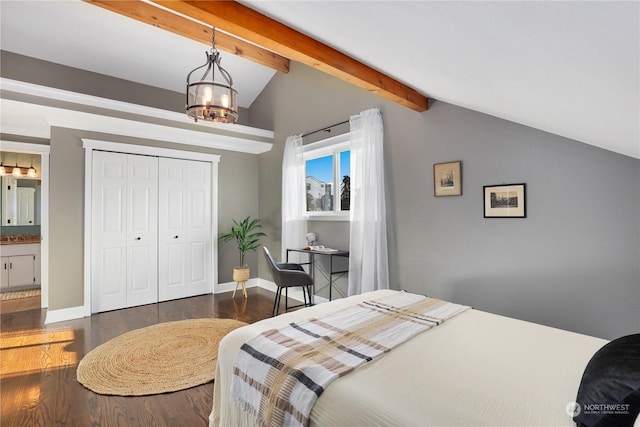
[186,27,238,124]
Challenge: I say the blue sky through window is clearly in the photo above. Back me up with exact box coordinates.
[306,155,333,183]
[306,151,350,183]
[340,151,350,180]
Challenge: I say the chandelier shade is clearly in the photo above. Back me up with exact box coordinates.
[186,29,238,124]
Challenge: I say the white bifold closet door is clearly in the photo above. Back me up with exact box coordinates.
[158,158,211,301]
[91,151,158,313]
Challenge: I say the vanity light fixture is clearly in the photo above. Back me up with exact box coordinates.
[185,27,238,124]
[0,164,38,177]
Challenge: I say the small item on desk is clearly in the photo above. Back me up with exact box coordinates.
[309,245,338,252]
[305,232,317,247]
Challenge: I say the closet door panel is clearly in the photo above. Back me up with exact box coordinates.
[101,248,125,295]
[186,161,211,296]
[167,243,185,284]
[128,246,153,293]
[158,158,188,301]
[189,241,206,283]
[102,187,125,232]
[167,188,184,228]
[92,151,128,312]
[126,154,158,307]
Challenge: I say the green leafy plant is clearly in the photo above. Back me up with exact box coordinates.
[218,216,266,268]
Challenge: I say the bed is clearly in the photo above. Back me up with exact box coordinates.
[209,290,629,427]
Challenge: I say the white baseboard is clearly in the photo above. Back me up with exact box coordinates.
[313,295,329,304]
[45,305,90,324]
[214,278,262,294]
[44,279,323,324]
[215,278,302,300]
[256,279,328,305]
[218,278,318,304]
[257,279,307,303]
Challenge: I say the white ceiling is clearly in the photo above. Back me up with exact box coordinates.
[1,1,638,159]
[0,0,277,109]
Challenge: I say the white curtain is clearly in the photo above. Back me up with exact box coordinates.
[281,134,307,263]
[348,108,390,295]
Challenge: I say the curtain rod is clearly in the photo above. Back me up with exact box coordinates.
[301,120,349,138]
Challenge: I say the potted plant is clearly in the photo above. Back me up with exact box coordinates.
[218,216,266,286]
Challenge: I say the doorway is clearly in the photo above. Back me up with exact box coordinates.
[0,141,50,311]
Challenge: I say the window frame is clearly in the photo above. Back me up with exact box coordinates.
[302,132,351,221]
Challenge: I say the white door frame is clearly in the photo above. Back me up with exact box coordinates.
[82,139,220,315]
[0,140,50,308]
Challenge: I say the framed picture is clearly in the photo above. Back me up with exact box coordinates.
[483,183,526,218]
[433,161,462,197]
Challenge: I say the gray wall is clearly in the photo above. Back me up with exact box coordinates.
[250,62,640,340]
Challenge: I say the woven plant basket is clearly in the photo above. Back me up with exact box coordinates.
[233,266,250,282]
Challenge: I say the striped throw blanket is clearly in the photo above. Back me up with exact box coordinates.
[230,291,470,427]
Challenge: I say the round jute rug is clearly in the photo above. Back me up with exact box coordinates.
[77,318,247,396]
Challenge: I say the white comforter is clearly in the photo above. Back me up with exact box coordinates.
[210,290,607,427]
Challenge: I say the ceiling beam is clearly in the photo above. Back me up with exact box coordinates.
[83,0,290,73]
[153,0,429,112]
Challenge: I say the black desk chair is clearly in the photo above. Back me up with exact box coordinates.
[263,247,314,316]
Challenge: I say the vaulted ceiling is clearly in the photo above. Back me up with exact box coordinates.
[1,1,638,159]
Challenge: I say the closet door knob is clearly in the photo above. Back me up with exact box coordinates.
[135,237,141,241]
[174,235,179,239]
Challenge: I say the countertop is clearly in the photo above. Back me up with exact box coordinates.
[0,234,41,245]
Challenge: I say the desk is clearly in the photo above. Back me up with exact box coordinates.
[286,248,349,301]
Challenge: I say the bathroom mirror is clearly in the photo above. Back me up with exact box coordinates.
[0,151,42,228]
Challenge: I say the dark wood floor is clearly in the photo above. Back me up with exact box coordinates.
[0,288,282,427]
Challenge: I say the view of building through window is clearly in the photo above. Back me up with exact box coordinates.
[305,150,350,213]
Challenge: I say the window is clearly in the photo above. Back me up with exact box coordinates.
[303,133,350,218]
